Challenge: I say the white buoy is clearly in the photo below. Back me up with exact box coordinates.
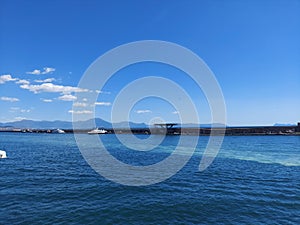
[0,150,7,158]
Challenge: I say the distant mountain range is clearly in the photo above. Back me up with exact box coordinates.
[180,123,226,128]
[1,119,297,129]
[0,119,226,129]
[273,123,296,126]
[0,118,147,129]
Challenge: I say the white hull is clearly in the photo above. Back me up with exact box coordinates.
[0,150,7,158]
[53,129,65,134]
[88,129,107,134]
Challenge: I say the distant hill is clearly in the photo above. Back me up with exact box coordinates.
[273,123,296,127]
[112,121,149,129]
[0,120,74,129]
[180,123,226,128]
[0,119,226,129]
[0,119,148,129]
[73,119,148,129]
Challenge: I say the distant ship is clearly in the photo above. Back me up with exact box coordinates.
[88,128,107,134]
[52,129,66,134]
[0,150,7,158]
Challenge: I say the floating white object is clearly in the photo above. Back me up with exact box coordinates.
[88,128,107,134]
[0,150,7,158]
[52,129,65,134]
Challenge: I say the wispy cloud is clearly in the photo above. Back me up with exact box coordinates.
[68,110,93,114]
[42,99,53,103]
[172,111,179,114]
[136,110,152,114]
[94,102,111,106]
[34,78,56,83]
[20,109,31,113]
[26,67,55,75]
[0,74,17,84]
[20,83,88,94]
[10,107,30,113]
[73,102,88,107]
[10,107,20,111]
[95,90,111,94]
[15,79,30,85]
[1,96,20,102]
[58,94,77,101]
[9,107,20,113]
[42,67,55,74]
[14,117,27,121]
[26,69,41,75]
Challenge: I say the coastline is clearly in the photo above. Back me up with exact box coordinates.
[1,124,299,136]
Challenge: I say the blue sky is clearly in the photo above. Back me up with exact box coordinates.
[0,0,299,126]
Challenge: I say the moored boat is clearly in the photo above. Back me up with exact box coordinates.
[52,129,66,134]
[0,150,7,158]
[88,128,107,134]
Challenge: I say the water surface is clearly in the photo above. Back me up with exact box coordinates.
[0,133,299,224]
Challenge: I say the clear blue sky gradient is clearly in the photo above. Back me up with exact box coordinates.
[0,0,299,125]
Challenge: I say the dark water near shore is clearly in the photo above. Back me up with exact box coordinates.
[0,133,299,224]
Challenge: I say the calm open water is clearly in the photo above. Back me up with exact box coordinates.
[0,133,299,224]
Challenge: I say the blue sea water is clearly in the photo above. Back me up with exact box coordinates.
[0,133,299,224]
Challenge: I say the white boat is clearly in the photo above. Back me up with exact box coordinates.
[88,128,107,134]
[52,129,66,134]
[0,150,7,158]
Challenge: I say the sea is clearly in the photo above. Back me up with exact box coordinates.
[0,132,299,224]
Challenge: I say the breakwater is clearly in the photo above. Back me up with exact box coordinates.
[1,124,300,135]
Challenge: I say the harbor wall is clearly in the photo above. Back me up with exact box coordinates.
[1,123,299,135]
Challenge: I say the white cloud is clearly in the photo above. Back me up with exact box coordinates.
[42,99,53,102]
[42,67,55,74]
[26,67,55,75]
[9,107,20,112]
[58,94,77,101]
[1,96,19,102]
[10,107,20,111]
[68,110,93,114]
[0,74,17,84]
[9,107,30,113]
[172,111,179,114]
[73,102,88,107]
[95,90,111,94]
[94,102,111,106]
[16,79,30,85]
[136,110,152,114]
[14,117,27,121]
[20,109,31,113]
[20,83,88,94]
[26,69,41,75]
[34,78,56,83]
[82,98,88,102]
